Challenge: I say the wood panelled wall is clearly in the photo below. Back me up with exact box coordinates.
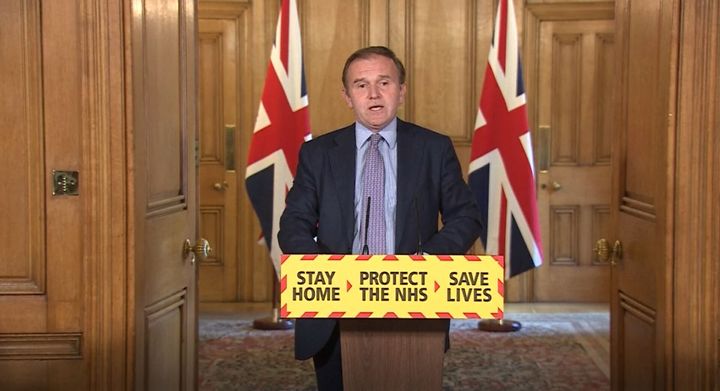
[673,0,720,388]
[301,0,493,153]
[228,0,612,303]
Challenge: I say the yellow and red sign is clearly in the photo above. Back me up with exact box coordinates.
[280,254,504,319]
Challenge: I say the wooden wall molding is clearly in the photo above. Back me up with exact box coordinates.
[620,196,656,221]
[550,33,582,165]
[590,205,610,265]
[525,2,614,21]
[398,0,414,121]
[200,207,223,266]
[144,290,187,320]
[367,0,389,45]
[0,0,45,297]
[619,291,656,325]
[673,0,719,388]
[81,0,128,388]
[549,205,579,266]
[0,279,43,295]
[0,333,82,360]
[198,31,225,165]
[593,33,614,165]
[198,0,249,18]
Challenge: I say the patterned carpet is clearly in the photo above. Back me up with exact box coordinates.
[199,312,609,391]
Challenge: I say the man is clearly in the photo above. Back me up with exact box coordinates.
[278,46,481,390]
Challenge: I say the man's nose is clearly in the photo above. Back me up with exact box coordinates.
[367,84,380,98]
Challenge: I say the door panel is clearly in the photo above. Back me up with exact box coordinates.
[611,0,676,388]
[130,0,197,389]
[145,291,187,390]
[525,4,614,302]
[0,0,45,297]
[0,0,86,388]
[620,297,655,390]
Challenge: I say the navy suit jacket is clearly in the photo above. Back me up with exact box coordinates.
[278,119,482,360]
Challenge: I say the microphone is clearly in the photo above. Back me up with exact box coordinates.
[414,197,423,255]
[362,196,371,255]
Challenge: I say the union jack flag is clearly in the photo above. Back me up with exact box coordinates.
[469,0,543,278]
[245,0,311,277]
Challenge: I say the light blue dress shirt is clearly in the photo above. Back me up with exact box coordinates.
[351,119,398,254]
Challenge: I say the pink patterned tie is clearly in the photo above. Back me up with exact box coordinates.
[361,133,386,254]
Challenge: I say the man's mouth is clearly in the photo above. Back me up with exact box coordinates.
[369,105,384,111]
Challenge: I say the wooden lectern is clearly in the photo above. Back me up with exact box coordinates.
[339,319,447,391]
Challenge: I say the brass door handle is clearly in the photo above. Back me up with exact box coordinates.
[213,181,229,191]
[594,238,610,263]
[540,181,562,191]
[612,240,623,265]
[183,238,213,264]
[594,238,623,265]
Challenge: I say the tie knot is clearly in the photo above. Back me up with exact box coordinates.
[369,133,382,148]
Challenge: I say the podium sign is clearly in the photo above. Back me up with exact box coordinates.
[280,254,504,319]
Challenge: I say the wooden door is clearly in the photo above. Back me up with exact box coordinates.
[197,1,276,305]
[529,7,615,302]
[197,9,242,302]
[610,0,677,388]
[130,0,198,389]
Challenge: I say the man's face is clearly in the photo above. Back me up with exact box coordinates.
[342,55,406,132]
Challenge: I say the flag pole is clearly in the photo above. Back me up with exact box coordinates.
[246,0,308,331]
[478,267,520,333]
[253,272,293,330]
[478,264,521,332]
[469,0,542,333]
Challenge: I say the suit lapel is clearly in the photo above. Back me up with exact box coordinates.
[328,126,357,249]
[396,120,424,252]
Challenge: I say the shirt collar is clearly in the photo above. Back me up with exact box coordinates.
[354,118,398,150]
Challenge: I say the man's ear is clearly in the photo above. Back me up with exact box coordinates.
[399,83,407,104]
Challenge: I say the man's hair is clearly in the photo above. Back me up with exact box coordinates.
[342,46,406,89]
